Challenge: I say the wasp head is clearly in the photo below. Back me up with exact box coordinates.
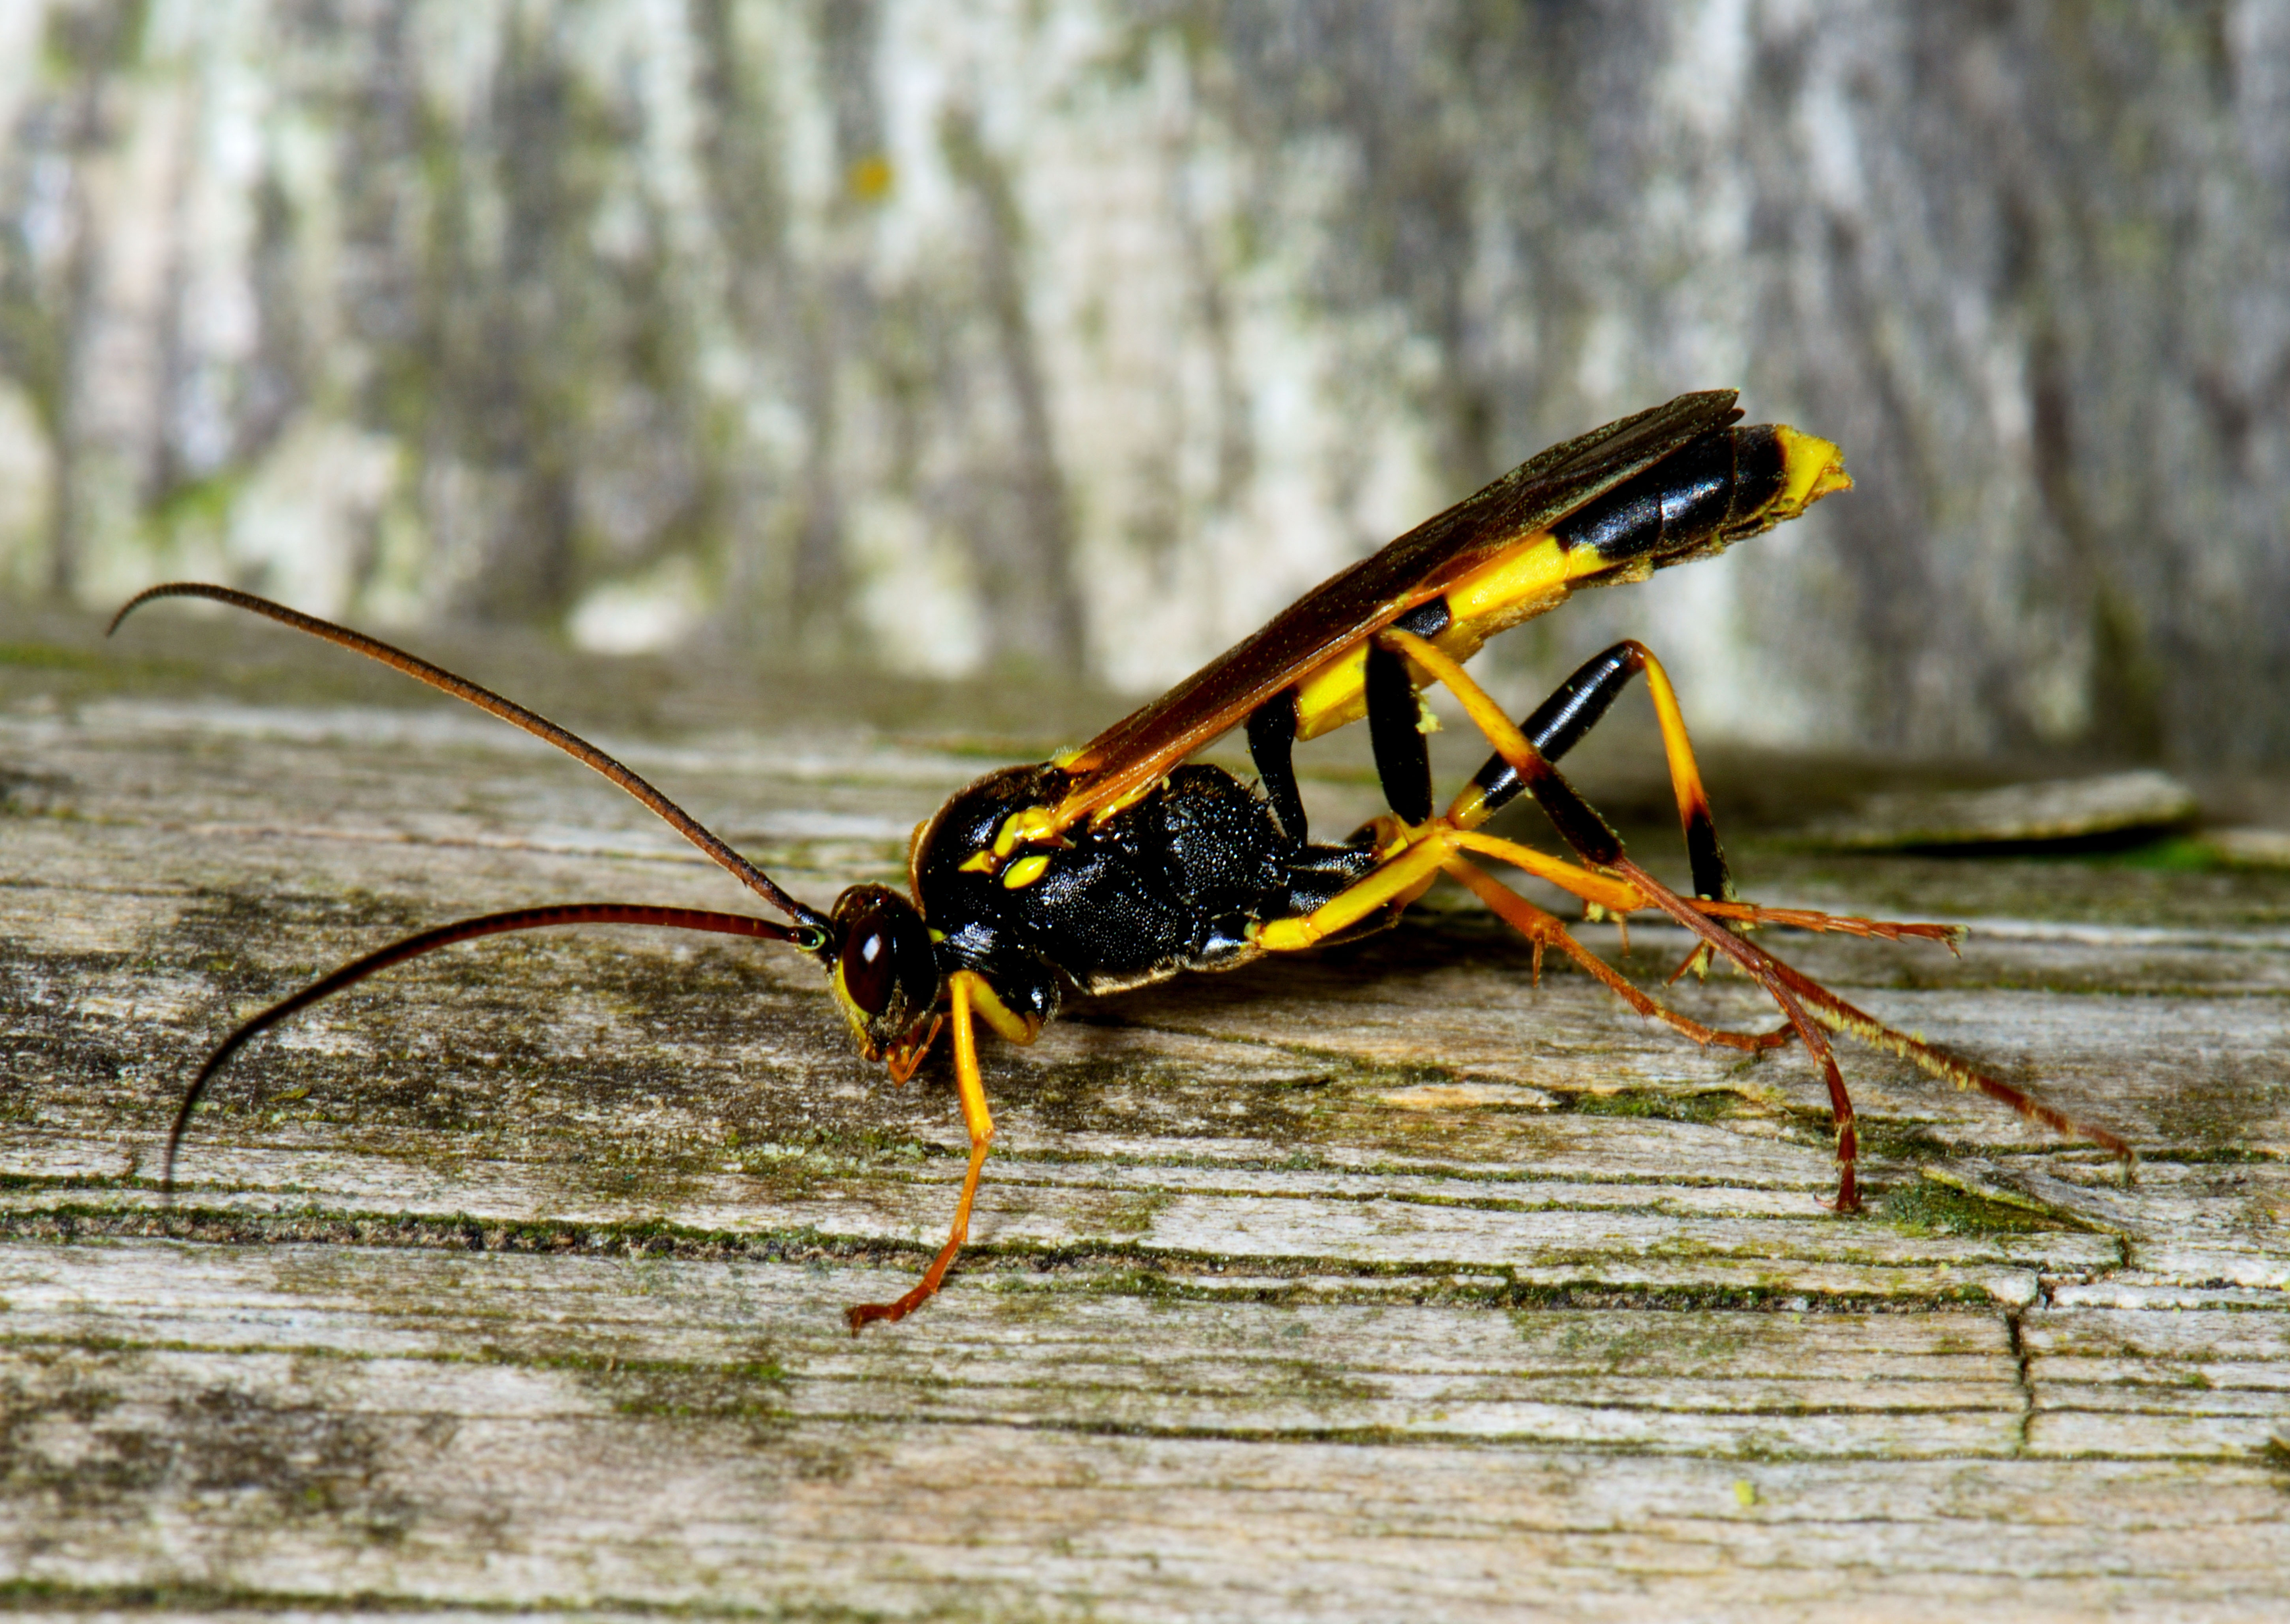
[823,884,942,1058]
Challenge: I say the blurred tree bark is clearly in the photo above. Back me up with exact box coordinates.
[0,1,2283,763]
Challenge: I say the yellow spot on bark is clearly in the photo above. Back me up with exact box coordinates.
[847,154,894,201]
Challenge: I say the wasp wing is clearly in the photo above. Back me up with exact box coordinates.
[1051,390,1746,827]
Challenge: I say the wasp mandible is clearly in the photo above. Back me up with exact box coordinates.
[114,391,2130,1330]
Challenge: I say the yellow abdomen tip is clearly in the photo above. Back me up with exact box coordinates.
[1773,425,1853,512]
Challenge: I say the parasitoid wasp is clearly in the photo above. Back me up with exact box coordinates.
[114,390,2131,1331]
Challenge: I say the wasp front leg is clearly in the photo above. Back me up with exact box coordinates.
[846,970,1036,1332]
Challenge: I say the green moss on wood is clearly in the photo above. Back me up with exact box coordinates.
[1881,1178,2066,1237]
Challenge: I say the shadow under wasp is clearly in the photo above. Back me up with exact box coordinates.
[114,390,2131,1330]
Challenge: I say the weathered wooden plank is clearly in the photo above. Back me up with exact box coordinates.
[3,1348,2284,1619]
[2025,1306,2290,1363]
[7,631,2290,1617]
[6,1238,2286,1621]
[1,1343,2026,1458]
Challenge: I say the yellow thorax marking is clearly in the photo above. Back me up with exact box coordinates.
[992,805,1061,857]
[1002,852,1052,890]
[959,803,1069,875]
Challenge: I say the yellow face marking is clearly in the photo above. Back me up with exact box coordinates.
[959,850,998,874]
[1002,852,1052,890]
[828,959,879,1055]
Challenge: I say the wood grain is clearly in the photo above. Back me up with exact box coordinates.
[5,626,2288,1619]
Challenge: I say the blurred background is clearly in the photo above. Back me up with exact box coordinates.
[0,0,2284,766]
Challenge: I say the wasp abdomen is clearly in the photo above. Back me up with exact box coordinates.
[1556,426,1789,566]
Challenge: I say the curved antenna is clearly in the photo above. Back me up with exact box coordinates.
[162,902,823,1195]
[111,583,830,932]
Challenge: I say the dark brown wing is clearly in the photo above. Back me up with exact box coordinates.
[1050,390,1744,827]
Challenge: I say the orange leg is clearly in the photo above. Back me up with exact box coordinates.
[1386,626,1894,1205]
[1437,827,1963,963]
[1695,919,2132,1165]
[846,972,1000,1332]
[1447,826,1967,965]
[1254,821,1791,1055]
[1446,828,1646,915]
[1612,652,1965,973]
[1682,901,1965,970]
[1441,857,1789,1057]
[1377,627,2129,1207]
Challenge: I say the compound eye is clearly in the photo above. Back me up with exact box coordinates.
[840,909,898,1017]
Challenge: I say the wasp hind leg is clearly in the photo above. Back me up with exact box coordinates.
[1251,782,1866,1202]
[1447,638,1962,971]
[1376,628,2131,1209]
[1251,816,1791,1061]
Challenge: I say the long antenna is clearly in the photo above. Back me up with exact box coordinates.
[111,584,831,932]
[161,902,818,1194]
